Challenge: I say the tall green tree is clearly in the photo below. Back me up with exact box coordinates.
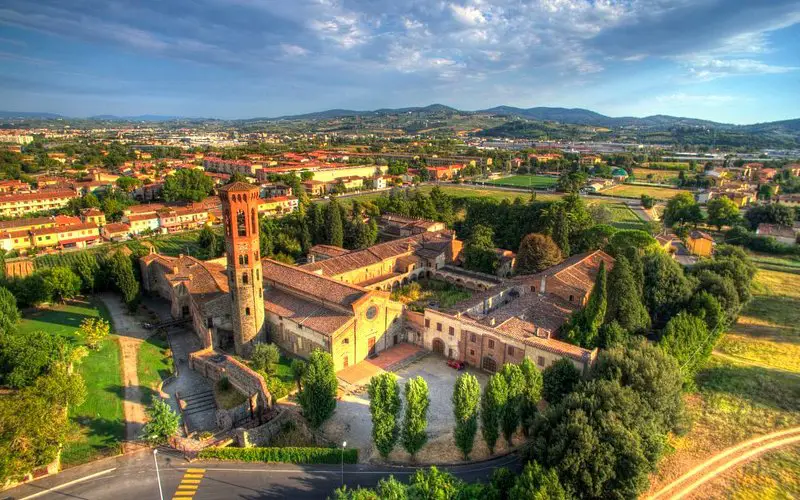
[659,311,714,386]
[480,373,507,454]
[368,373,402,459]
[515,233,562,274]
[41,266,81,303]
[642,251,693,327]
[519,357,544,434]
[452,373,481,460]
[0,286,19,335]
[542,358,581,405]
[299,350,338,428]
[462,225,499,274]
[162,168,213,202]
[401,376,430,460]
[565,261,607,348]
[141,398,181,444]
[107,251,140,311]
[706,197,740,230]
[604,256,650,334]
[324,199,345,247]
[499,364,525,444]
[509,461,567,500]
[71,252,100,292]
[251,343,280,375]
[664,192,703,228]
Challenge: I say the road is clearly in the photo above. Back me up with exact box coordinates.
[4,449,521,500]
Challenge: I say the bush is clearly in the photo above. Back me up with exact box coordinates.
[265,376,292,400]
[198,446,358,464]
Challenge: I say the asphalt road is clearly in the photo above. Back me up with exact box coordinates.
[5,449,521,500]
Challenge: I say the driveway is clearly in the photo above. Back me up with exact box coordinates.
[323,353,491,464]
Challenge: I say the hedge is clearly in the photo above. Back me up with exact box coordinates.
[198,446,358,464]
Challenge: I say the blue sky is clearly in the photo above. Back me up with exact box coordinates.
[0,0,798,124]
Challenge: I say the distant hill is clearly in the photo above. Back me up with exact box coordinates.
[476,106,728,129]
[268,103,460,121]
[0,111,63,119]
[88,114,188,121]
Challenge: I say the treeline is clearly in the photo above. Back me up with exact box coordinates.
[1,248,143,310]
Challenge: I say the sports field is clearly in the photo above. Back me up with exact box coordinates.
[603,184,692,200]
[486,175,558,189]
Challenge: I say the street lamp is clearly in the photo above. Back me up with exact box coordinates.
[153,449,164,500]
[341,441,347,487]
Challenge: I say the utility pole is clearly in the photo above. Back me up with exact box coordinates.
[341,441,347,487]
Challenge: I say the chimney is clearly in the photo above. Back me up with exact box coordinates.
[539,276,546,294]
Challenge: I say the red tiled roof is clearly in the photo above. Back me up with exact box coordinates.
[263,258,367,309]
[0,189,76,203]
[263,288,353,336]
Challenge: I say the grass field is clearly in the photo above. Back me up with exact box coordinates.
[648,266,800,497]
[604,204,649,230]
[603,184,692,200]
[632,168,681,184]
[17,300,125,467]
[136,331,173,404]
[486,174,558,189]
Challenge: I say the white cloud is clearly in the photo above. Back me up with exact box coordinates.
[449,4,486,25]
[280,43,309,57]
[686,58,798,80]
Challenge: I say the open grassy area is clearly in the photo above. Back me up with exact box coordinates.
[391,278,472,312]
[649,265,800,496]
[602,184,692,200]
[632,167,681,184]
[136,331,173,404]
[17,300,125,467]
[604,204,649,230]
[487,174,558,189]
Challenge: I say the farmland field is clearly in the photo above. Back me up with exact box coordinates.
[486,174,558,189]
[603,184,691,200]
[642,162,691,170]
[632,168,681,184]
[604,204,649,230]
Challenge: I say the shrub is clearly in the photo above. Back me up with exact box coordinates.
[198,446,358,464]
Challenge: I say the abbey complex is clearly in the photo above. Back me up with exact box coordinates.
[140,181,610,375]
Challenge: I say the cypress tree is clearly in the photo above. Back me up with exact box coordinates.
[452,373,481,460]
[519,357,543,435]
[368,373,401,458]
[401,376,430,459]
[481,373,507,454]
[324,199,344,247]
[499,364,524,444]
[299,350,338,428]
[605,257,650,334]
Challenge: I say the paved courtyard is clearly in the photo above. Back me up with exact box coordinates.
[322,350,490,463]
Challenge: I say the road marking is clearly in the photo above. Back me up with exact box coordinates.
[173,467,205,500]
[18,468,117,500]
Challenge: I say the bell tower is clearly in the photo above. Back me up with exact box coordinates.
[219,181,265,355]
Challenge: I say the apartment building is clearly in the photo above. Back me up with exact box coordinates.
[0,189,78,217]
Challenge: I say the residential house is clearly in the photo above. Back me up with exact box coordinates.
[686,230,714,256]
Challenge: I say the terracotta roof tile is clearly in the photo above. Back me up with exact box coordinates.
[263,288,353,336]
[263,258,367,309]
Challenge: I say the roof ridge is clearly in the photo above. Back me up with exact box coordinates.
[263,258,368,293]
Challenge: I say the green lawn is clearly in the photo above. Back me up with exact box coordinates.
[605,204,649,230]
[17,300,125,467]
[602,184,692,200]
[136,331,174,404]
[487,175,558,189]
[632,168,681,184]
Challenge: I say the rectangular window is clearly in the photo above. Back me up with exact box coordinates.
[537,356,545,367]
[508,346,514,356]
[425,319,430,328]
[436,323,442,332]
[245,307,251,316]
[488,339,495,349]
[470,333,477,343]
[448,326,455,336]
[207,317,213,328]
[470,349,475,356]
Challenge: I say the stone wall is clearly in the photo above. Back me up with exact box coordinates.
[235,409,328,448]
[189,350,272,422]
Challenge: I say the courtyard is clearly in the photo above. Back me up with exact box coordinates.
[322,349,525,464]
[390,278,472,312]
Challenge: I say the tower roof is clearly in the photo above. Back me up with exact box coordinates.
[219,181,258,193]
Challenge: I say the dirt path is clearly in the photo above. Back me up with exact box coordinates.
[649,427,800,499]
[98,294,153,449]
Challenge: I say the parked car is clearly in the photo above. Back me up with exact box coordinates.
[447,359,465,370]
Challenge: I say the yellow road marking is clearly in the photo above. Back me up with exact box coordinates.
[186,468,206,473]
[180,479,201,484]
[177,485,199,490]
[184,474,204,479]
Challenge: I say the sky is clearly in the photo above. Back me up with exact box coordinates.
[0,0,799,124]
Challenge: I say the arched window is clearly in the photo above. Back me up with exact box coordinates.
[239,255,244,265]
[237,210,246,236]
[242,272,248,284]
[244,255,249,265]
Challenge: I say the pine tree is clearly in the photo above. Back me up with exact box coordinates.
[401,376,430,459]
[368,373,402,458]
[605,257,650,334]
[499,364,524,444]
[324,199,344,247]
[480,373,507,454]
[452,373,480,460]
[299,350,338,428]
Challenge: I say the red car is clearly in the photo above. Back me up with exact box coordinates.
[447,359,465,370]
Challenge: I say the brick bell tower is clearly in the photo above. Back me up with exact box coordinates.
[219,182,265,356]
